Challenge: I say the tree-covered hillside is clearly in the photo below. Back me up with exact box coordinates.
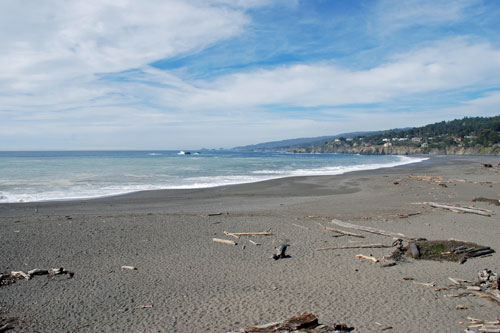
[357,116,500,147]
[297,115,500,155]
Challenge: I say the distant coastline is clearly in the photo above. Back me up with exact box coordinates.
[289,144,500,156]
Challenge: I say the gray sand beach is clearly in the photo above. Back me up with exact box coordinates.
[1,155,499,332]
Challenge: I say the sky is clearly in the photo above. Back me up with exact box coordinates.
[1,0,500,150]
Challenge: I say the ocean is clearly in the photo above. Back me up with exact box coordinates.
[0,150,427,203]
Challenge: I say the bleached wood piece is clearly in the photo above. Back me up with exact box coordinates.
[10,271,30,280]
[408,175,443,181]
[121,266,137,270]
[414,281,436,287]
[420,202,493,216]
[356,254,379,263]
[291,223,309,230]
[248,240,260,246]
[331,219,415,240]
[212,238,237,246]
[317,244,392,251]
[323,225,364,238]
[231,232,273,236]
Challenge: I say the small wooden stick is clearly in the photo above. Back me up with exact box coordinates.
[291,223,309,230]
[121,266,137,270]
[223,231,240,239]
[414,281,435,287]
[317,244,392,251]
[323,226,364,238]
[356,254,379,263]
[248,240,260,246]
[212,238,237,246]
[230,232,273,236]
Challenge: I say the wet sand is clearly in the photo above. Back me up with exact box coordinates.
[1,155,499,332]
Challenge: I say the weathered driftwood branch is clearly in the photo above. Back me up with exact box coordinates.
[248,240,260,246]
[460,290,500,306]
[356,254,379,263]
[292,223,309,230]
[230,232,273,236]
[408,175,443,181]
[317,244,392,251]
[4,267,74,284]
[330,219,419,240]
[320,224,364,238]
[419,202,493,216]
[397,212,422,218]
[472,197,500,206]
[10,271,30,280]
[212,238,237,246]
[229,312,353,332]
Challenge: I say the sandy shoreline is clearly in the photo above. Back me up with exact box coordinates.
[1,155,499,332]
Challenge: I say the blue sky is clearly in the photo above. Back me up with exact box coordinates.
[1,0,500,150]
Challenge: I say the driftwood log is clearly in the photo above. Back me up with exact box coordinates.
[2,267,74,286]
[229,312,353,332]
[330,219,421,241]
[420,202,493,216]
[320,224,364,238]
[231,232,273,236]
[472,197,500,206]
[317,244,392,251]
[213,238,237,246]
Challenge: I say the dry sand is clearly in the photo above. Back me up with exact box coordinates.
[1,155,499,332]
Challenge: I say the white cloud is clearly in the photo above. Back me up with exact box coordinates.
[0,0,249,95]
[177,38,500,109]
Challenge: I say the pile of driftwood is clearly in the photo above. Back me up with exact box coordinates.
[0,267,73,286]
[228,312,353,332]
[435,269,500,332]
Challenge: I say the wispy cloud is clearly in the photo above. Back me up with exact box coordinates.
[176,38,500,109]
[373,0,480,32]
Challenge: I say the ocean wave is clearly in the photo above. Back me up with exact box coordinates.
[0,155,427,203]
